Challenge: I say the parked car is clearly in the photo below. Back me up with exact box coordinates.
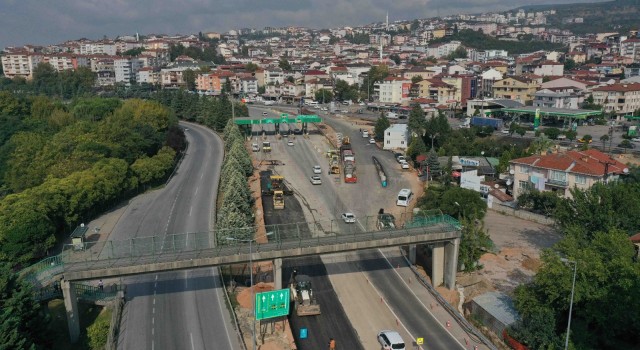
[312,165,322,174]
[396,155,406,163]
[369,138,376,144]
[287,140,294,146]
[309,175,322,185]
[577,137,593,144]
[400,161,410,169]
[341,213,356,223]
[632,137,640,142]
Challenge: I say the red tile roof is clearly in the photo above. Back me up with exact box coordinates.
[592,83,640,92]
[511,149,628,177]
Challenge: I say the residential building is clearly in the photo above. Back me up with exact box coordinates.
[591,82,640,116]
[114,57,144,85]
[479,68,503,98]
[426,41,462,58]
[492,76,539,104]
[1,51,41,79]
[196,72,222,94]
[239,77,258,94]
[383,124,409,150]
[375,77,411,104]
[160,67,190,88]
[510,149,628,201]
[533,89,584,109]
[136,67,160,85]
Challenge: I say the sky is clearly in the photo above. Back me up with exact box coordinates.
[0,0,607,49]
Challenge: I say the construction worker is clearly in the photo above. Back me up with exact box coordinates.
[328,337,336,350]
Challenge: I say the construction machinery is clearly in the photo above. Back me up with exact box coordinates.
[344,160,357,183]
[262,141,272,152]
[289,270,321,316]
[261,175,293,210]
[376,209,396,230]
[329,154,340,174]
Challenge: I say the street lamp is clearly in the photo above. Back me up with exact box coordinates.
[226,232,273,350]
[560,258,577,350]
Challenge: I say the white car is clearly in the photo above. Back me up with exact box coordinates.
[358,102,365,106]
[632,137,640,142]
[287,140,294,146]
[309,175,322,185]
[400,161,410,169]
[312,165,322,174]
[321,107,328,111]
[341,213,356,223]
[369,138,376,144]
[501,129,510,134]
[377,330,405,350]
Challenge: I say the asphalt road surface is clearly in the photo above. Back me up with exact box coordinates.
[251,105,471,349]
[114,122,241,350]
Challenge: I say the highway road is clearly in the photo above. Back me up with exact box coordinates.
[111,122,241,350]
[247,105,470,349]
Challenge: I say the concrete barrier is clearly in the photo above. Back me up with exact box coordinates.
[106,291,125,350]
[490,206,555,226]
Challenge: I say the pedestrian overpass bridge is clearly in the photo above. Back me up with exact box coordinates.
[22,214,461,342]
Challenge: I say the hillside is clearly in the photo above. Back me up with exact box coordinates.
[431,29,566,55]
[518,0,640,35]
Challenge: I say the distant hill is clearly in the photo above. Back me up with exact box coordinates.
[516,0,640,35]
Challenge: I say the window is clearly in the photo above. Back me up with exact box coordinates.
[575,174,586,185]
[401,141,405,145]
[518,180,533,194]
[519,165,530,174]
[550,170,567,182]
[386,140,390,144]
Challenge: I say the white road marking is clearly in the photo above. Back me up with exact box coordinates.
[189,205,193,217]
[194,186,199,196]
[152,340,154,350]
[190,332,195,350]
[153,298,156,305]
[378,249,469,349]
[213,267,234,347]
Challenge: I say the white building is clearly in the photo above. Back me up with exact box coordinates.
[383,124,409,150]
[114,58,144,85]
[376,77,411,104]
[426,41,462,58]
[533,89,584,109]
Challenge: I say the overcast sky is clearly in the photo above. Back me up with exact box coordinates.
[0,0,606,49]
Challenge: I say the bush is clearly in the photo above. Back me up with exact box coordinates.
[87,309,111,350]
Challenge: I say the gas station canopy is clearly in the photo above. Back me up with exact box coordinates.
[497,106,602,120]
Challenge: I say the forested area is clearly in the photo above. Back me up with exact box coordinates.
[0,93,182,265]
[510,178,640,349]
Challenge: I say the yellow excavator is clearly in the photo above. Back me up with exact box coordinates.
[262,175,292,210]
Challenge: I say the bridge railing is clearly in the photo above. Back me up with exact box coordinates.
[19,255,64,288]
[60,215,460,270]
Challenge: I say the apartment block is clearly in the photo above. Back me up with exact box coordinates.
[114,58,144,85]
[592,82,640,115]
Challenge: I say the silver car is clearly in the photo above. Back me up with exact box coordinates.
[309,175,322,185]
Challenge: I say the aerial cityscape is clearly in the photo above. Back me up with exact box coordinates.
[1,0,640,349]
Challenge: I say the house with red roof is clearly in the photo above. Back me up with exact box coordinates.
[509,149,628,201]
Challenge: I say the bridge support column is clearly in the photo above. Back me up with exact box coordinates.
[444,238,460,290]
[62,279,80,343]
[408,244,417,264]
[273,258,282,290]
[431,242,445,287]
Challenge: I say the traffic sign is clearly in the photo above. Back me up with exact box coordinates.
[300,328,308,339]
[416,337,424,345]
[255,288,290,320]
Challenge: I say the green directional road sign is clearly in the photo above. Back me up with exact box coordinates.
[255,288,290,320]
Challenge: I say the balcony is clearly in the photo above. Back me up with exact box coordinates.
[546,178,568,187]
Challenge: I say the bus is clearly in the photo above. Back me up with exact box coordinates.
[396,189,413,207]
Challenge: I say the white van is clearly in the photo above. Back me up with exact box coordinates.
[396,189,413,207]
[377,330,405,350]
[362,130,369,138]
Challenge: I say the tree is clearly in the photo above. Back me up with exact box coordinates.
[440,187,487,220]
[245,63,259,72]
[314,89,333,103]
[406,136,427,162]
[543,127,561,140]
[411,76,423,84]
[446,46,468,60]
[410,19,420,31]
[182,69,196,91]
[457,217,492,272]
[374,113,390,140]
[563,58,576,71]
[600,134,610,151]
[516,126,526,137]
[565,129,577,141]
[278,58,291,71]
[425,149,441,179]
[389,54,401,65]
[407,104,426,136]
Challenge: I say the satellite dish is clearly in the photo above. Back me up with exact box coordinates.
[624,168,629,174]
[509,169,515,175]
[506,179,512,186]
[494,184,500,189]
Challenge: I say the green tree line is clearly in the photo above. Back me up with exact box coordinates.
[431,29,565,55]
[510,178,640,349]
[0,63,96,99]
[0,94,183,264]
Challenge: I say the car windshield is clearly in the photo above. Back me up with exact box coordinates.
[392,343,405,349]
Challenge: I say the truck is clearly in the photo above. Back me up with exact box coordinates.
[339,137,354,162]
[376,209,396,230]
[372,156,387,187]
[262,141,272,152]
[471,116,503,130]
[289,270,321,316]
[344,160,357,183]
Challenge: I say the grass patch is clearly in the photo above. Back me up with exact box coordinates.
[46,299,111,350]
